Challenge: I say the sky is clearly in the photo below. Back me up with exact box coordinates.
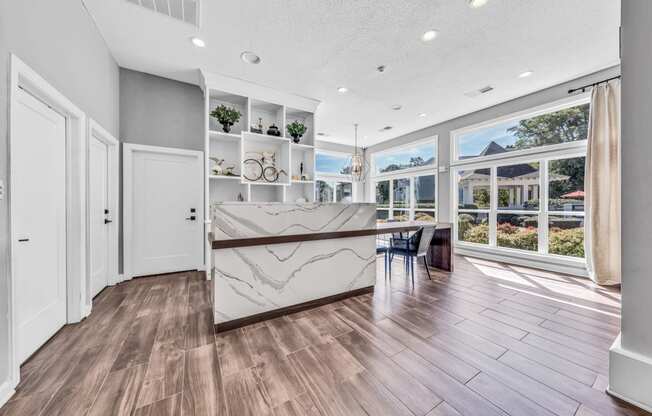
[316,153,351,173]
[458,119,520,157]
[374,143,435,173]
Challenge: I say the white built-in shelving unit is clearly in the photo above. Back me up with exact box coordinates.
[200,71,321,270]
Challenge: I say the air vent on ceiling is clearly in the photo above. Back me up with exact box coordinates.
[126,0,199,27]
[464,85,494,98]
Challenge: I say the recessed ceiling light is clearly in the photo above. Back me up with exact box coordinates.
[379,126,393,132]
[518,70,534,78]
[337,86,348,93]
[391,104,402,111]
[240,51,261,64]
[421,30,439,42]
[418,113,427,117]
[191,37,205,47]
[467,0,489,8]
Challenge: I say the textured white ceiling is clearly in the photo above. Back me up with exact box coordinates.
[83,0,620,147]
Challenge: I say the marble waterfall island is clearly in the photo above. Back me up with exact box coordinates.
[209,202,377,331]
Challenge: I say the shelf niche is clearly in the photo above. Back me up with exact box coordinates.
[286,107,315,146]
[249,99,284,138]
[241,132,290,186]
[209,92,248,136]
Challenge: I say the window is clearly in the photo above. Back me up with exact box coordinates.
[455,102,589,162]
[315,150,354,203]
[316,180,353,203]
[316,152,352,175]
[452,98,588,260]
[371,139,438,223]
[373,142,436,174]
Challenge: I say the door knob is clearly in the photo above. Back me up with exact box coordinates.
[186,216,196,221]
[105,219,113,224]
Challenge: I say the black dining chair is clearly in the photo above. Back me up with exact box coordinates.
[376,236,391,280]
[390,225,436,285]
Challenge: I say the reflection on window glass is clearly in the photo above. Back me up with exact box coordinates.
[415,211,436,222]
[548,157,585,212]
[393,179,410,209]
[374,142,435,174]
[457,104,589,160]
[392,210,409,222]
[336,182,352,202]
[315,152,351,174]
[549,215,585,257]
[497,162,540,210]
[457,212,489,244]
[458,170,490,209]
[415,175,436,209]
[376,181,389,208]
[377,209,389,223]
[496,214,538,251]
[316,180,333,202]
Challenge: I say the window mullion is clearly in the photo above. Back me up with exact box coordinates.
[489,166,497,247]
[540,159,549,254]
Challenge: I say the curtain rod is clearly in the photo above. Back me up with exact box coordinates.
[568,75,621,95]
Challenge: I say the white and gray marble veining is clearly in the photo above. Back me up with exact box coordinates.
[211,202,376,239]
[210,203,377,324]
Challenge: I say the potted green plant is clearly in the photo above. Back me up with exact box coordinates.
[210,104,241,133]
[287,120,307,143]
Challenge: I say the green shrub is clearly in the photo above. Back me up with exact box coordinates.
[497,227,538,251]
[463,223,489,244]
[549,227,584,257]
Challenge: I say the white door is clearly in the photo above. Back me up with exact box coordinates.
[126,145,203,277]
[89,137,109,297]
[12,88,67,364]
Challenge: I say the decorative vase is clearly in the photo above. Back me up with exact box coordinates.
[221,122,232,133]
[267,124,281,137]
[291,133,302,143]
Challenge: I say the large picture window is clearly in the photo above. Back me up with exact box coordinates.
[315,150,354,203]
[452,98,588,260]
[372,138,438,223]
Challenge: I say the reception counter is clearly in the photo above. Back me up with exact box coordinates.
[209,202,377,331]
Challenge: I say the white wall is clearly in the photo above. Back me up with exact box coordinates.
[0,0,119,403]
[608,1,652,411]
[365,66,620,223]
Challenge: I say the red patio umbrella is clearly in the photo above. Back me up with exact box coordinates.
[560,190,585,199]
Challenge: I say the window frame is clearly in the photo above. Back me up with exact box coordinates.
[315,178,354,203]
[450,94,590,166]
[450,98,589,263]
[371,137,438,223]
[315,149,353,179]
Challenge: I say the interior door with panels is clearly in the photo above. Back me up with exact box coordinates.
[11,88,67,364]
[124,144,204,278]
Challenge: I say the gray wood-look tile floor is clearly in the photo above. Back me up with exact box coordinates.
[1,255,647,416]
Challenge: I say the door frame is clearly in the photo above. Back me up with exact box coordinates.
[123,143,205,280]
[7,55,88,390]
[86,119,120,310]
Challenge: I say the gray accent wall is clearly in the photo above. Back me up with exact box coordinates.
[365,66,621,223]
[0,0,119,397]
[119,68,205,151]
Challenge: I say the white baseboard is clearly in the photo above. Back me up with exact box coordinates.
[608,334,652,413]
[0,380,16,409]
[81,302,92,320]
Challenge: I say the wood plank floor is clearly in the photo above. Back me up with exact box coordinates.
[2,256,648,416]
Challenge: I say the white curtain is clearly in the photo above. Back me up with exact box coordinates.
[585,79,621,285]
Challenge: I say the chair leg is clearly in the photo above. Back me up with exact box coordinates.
[410,256,415,286]
[422,257,432,280]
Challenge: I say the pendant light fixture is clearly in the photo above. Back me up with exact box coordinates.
[350,123,366,182]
